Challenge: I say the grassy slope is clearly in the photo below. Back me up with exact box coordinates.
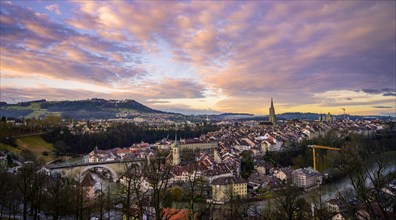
[0,143,21,155]
[15,135,56,162]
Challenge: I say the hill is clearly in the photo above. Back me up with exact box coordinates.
[0,98,166,120]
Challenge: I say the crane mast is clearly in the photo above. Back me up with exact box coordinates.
[308,145,342,171]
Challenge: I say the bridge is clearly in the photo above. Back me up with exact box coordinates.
[47,159,146,181]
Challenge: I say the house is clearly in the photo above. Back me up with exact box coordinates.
[326,198,347,213]
[273,167,293,183]
[80,172,96,199]
[247,172,281,190]
[211,176,247,203]
[254,160,273,175]
[292,167,322,189]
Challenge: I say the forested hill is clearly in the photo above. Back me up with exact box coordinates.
[40,99,162,113]
[0,99,166,119]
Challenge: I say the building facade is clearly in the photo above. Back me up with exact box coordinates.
[211,176,247,203]
[180,139,218,152]
[292,167,323,189]
[171,138,181,166]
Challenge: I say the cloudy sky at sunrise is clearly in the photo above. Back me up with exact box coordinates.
[1,1,395,116]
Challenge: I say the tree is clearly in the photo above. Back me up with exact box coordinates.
[341,155,396,220]
[275,183,305,220]
[73,173,90,220]
[309,190,331,220]
[178,164,214,220]
[240,151,254,179]
[219,186,255,220]
[30,169,48,220]
[20,149,37,163]
[45,175,75,220]
[143,157,181,220]
[17,162,36,220]
[292,154,305,168]
[119,163,149,220]
[0,172,20,219]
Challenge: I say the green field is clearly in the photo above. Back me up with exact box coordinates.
[16,135,56,162]
[0,135,57,163]
[2,102,63,119]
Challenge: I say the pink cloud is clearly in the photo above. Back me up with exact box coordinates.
[45,4,61,15]
[1,1,395,114]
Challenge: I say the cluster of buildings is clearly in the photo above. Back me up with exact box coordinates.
[66,120,111,135]
[83,143,153,163]
[199,114,383,156]
[72,99,388,206]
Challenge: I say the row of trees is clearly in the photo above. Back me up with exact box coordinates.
[0,116,61,146]
[1,152,394,220]
[1,153,216,220]
[42,123,220,155]
[0,163,82,220]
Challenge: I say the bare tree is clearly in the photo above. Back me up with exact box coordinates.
[73,173,91,220]
[45,174,75,220]
[179,164,214,220]
[274,183,305,220]
[309,190,331,220]
[143,157,181,220]
[17,162,36,220]
[346,157,395,220]
[0,172,20,219]
[30,169,48,220]
[218,186,254,220]
[119,163,149,220]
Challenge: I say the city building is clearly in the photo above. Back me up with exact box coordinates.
[326,112,333,122]
[292,167,323,189]
[269,98,277,125]
[171,135,181,166]
[180,139,218,152]
[273,167,294,183]
[211,176,247,203]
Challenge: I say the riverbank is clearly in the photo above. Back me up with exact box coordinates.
[250,151,396,205]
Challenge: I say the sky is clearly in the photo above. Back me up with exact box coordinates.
[1,1,395,116]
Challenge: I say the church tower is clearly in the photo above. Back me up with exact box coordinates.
[171,132,180,165]
[269,98,277,125]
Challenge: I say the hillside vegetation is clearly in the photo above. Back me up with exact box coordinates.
[0,98,165,120]
[0,135,56,163]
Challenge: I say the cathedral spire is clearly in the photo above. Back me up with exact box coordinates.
[269,98,276,125]
[172,129,180,165]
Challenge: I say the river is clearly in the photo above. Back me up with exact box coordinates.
[253,151,396,211]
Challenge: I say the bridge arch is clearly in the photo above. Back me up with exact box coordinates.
[80,165,118,182]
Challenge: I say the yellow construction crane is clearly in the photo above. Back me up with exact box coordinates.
[308,145,341,171]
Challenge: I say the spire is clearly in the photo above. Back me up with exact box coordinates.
[270,97,274,108]
[269,97,276,125]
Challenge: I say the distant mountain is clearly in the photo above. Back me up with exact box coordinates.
[278,112,321,120]
[40,98,162,113]
[219,113,254,116]
[0,98,166,120]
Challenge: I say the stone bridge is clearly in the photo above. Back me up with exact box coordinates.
[47,159,146,181]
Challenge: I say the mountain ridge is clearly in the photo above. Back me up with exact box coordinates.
[0,98,166,119]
